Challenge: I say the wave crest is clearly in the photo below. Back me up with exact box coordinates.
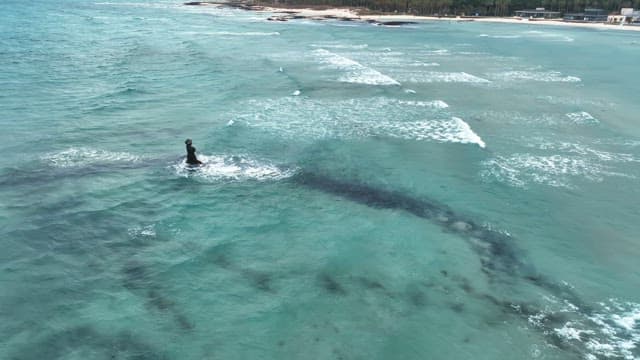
[312,49,400,86]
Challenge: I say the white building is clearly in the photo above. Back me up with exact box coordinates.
[619,8,640,23]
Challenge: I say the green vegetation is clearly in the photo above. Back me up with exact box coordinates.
[255,0,640,16]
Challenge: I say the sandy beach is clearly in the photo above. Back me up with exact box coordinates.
[245,5,640,32]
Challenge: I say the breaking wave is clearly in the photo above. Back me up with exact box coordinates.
[383,117,485,148]
[401,72,491,83]
[228,97,484,147]
[312,49,400,85]
[488,71,581,82]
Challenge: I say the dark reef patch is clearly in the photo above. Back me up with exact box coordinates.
[11,326,168,360]
[292,172,526,281]
[355,276,386,291]
[208,250,276,292]
[122,262,194,330]
[406,287,428,307]
[292,171,603,358]
[319,274,347,295]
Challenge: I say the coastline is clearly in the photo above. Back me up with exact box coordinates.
[187,2,640,32]
[266,7,640,32]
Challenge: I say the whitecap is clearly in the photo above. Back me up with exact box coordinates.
[312,49,400,86]
[396,99,449,109]
[488,71,581,82]
[381,117,485,148]
[128,225,156,238]
[173,154,296,182]
[425,49,450,55]
[530,141,637,162]
[537,95,614,107]
[565,111,599,124]
[42,148,141,168]
[478,34,522,39]
[230,97,482,147]
[402,72,490,84]
[407,62,440,67]
[554,322,595,341]
[310,43,368,49]
[481,154,631,188]
[521,298,640,360]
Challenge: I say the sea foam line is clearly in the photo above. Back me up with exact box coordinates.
[488,71,581,82]
[42,148,141,168]
[229,97,483,147]
[480,153,632,188]
[402,72,491,84]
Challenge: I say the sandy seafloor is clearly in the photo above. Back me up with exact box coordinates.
[1,0,639,359]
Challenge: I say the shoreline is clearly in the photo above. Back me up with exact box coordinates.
[186,2,640,32]
[265,7,640,32]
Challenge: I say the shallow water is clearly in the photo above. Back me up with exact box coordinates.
[1,1,639,359]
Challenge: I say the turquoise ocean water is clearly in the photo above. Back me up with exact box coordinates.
[1,0,640,358]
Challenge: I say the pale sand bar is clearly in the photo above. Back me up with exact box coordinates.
[257,6,640,32]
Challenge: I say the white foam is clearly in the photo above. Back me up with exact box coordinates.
[477,110,602,128]
[489,71,581,82]
[312,49,400,86]
[479,34,522,39]
[554,322,594,341]
[481,153,631,188]
[565,111,599,124]
[42,148,141,168]
[292,90,301,96]
[396,99,449,109]
[173,154,296,182]
[425,49,450,55]
[230,97,483,147]
[407,62,440,67]
[382,117,485,148]
[127,225,156,238]
[531,141,637,162]
[310,43,369,49]
[403,72,490,84]
[452,117,485,148]
[523,298,640,360]
[611,307,640,331]
[537,95,614,107]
